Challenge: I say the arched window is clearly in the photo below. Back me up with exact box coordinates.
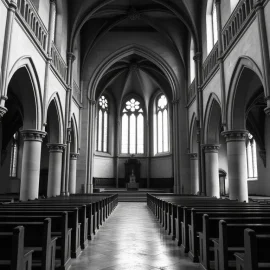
[121,97,144,154]
[154,95,169,154]
[206,0,218,53]
[190,38,195,83]
[96,95,109,152]
[230,0,240,12]
[9,132,19,178]
[246,133,258,178]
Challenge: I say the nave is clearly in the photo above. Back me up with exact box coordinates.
[70,202,200,270]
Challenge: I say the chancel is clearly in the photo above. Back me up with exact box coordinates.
[0,0,270,269]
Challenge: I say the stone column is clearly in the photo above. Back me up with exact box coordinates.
[86,100,96,193]
[0,0,17,120]
[215,0,226,126]
[189,153,199,194]
[172,99,180,193]
[47,144,65,197]
[20,130,46,201]
[69,153,79,194]
[222,130,249,202]
[204,145,220,198]
[193,52,205,195]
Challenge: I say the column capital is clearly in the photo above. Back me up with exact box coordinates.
[193,52,202,62]
[172,99,179,105]
[0,106,8,119]
[203,144,220,153]
[189,153,198,159]
[221,130,249,142]
[50,0,56,4]
[67,52,76,63]
[9,0,17,10]
[21,130,47,142]
[89,99,96,106]
[70,152,79,160]
[254,0,264,10]
[47,143,66,153]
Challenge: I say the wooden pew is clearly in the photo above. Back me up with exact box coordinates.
[213,220,270,270]
[0,219,57,270]
[0,226,34,270]
[235,229,270,270]
[0,208,80,259]
[199,214,270,270]
[0,213,71,270]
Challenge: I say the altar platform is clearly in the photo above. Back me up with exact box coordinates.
[94,188,172,202]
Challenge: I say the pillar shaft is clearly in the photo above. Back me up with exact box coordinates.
[47,144,65,197]
[222,130,249,202]
[69,153,79,194]
[204,145,220,198]
[0,0,17,118]
[190,153,199,194]
[20,130,46,201]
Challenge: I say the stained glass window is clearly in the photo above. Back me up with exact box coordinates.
[96,95,109,152]
[155,95,169,154]
[246,133,258,178]
[121,97,144,154]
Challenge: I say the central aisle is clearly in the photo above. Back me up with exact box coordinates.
[70,202,201,270]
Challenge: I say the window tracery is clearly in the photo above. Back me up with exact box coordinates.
[121,97,144,154]
[96,95,109,152]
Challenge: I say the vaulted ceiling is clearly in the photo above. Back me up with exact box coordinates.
[67,0,203,105]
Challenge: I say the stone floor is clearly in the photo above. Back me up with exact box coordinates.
[69,202,201,270]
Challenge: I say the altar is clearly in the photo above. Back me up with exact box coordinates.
[125,158,140,190]
[126,170,139,190]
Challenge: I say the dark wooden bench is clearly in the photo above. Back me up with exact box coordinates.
[0,219,57,270]
[199,214,270,270]
[0,226,34,270]
[235,229,270,270]
[213,221,270,270]
[0,213,71,270]
[0,208,80,259]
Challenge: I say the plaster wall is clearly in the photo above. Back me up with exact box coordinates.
[202,70,221,117]
[151,156,172,178]
[220,0,232,29]
[8,20,46,97]
[48,70,66,113]
[0,1,7,66]
[93,156,114,178]
[223,18,262,100]
[37,0,50,29]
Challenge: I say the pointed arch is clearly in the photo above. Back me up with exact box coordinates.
[46,92,64,144]
[7,56,43,130]
[189,113,198,153]
[226,57,264,130]
[204,93,222,144]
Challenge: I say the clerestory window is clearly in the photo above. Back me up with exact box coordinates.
[246,133,258,178]
[121,97,144,154]
[206,0,218,53]
[96,95,109,152]
[154,95,169,154]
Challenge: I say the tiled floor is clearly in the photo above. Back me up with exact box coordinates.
[69,202,201,270]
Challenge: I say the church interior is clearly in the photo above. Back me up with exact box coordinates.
[1,0,270,269]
